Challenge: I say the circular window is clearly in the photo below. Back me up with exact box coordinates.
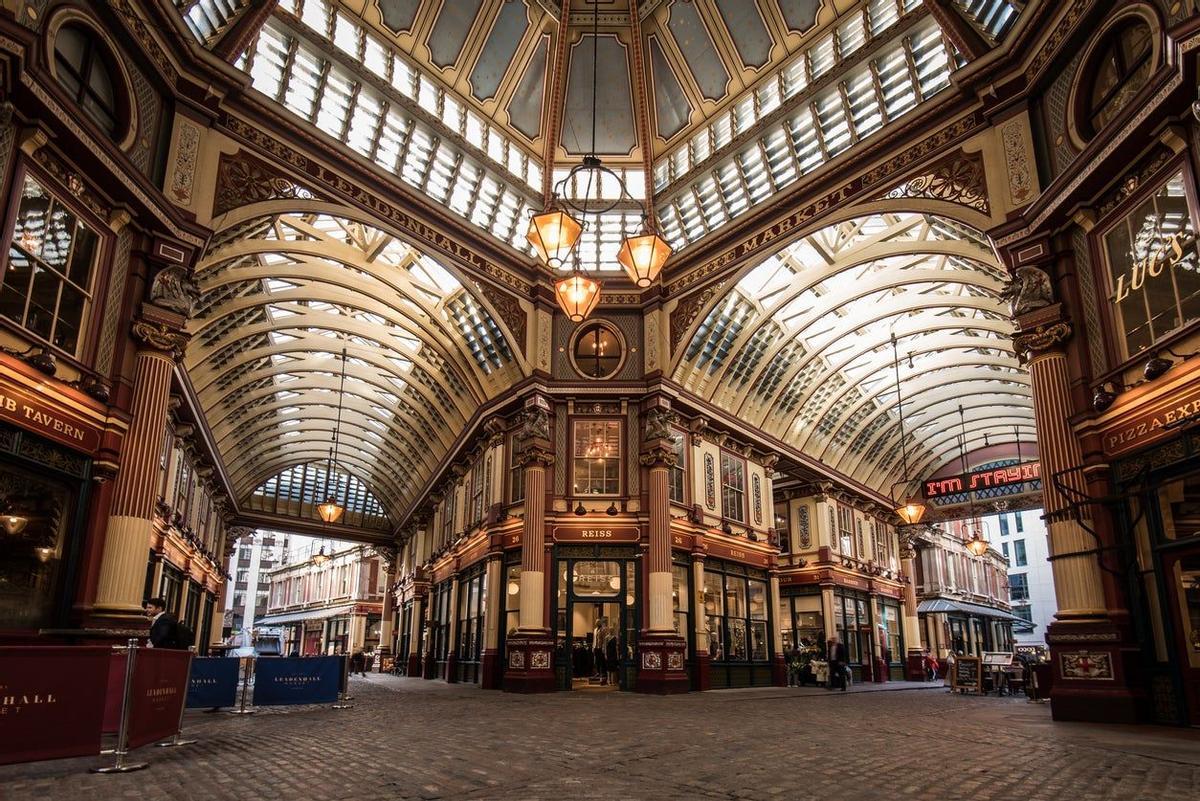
[571,322,624,379]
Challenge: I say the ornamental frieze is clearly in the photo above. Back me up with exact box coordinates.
[878,149,989,214]
[212,150,319,218]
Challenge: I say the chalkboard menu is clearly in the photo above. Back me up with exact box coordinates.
[953,656,983,693]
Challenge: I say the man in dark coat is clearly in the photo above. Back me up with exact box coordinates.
[827,635,849,692]
[144,597,180,648]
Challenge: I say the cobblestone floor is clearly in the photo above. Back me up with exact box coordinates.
[2,675,1198,801]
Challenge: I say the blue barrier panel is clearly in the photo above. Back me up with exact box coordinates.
[252,656,342,706]
[186,658,240,708]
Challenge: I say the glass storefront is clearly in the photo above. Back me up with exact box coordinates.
[429,579,453,675]
[703,559,772,688]
[834,589,874,678]
[552,546,638,691]
[456,563,487,683]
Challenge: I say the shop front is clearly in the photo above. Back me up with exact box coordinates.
[552,542,640,691]
[1102,359,1200,725]
[0,354,119,642]
[702,557,773,689]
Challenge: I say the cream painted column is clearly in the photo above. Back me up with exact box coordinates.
[483,556,502,652]
[821,586,837,642]
[899,536,923,656]
[768,574,784,656]
[517,443,553,632]
[641,441,676,633]
[692,556,708,654]
[1017,323,1107,618]
[94,317,188,620]
[379,567,396,653]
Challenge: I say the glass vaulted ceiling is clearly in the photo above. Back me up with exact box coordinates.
[188,212,524,526]
[228,0,974,262]
[676,214,1034,496]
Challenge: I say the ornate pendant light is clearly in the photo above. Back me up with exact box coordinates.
[957,404,989,557]
[890,334,926,525]
[317,348,348,525]
[617,222,672,287]
[554,271,602,323]
[311,543,331,565]
[529,0,670,318]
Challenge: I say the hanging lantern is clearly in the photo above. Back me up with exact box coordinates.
[894,497,927,526]
[527,208,583,269]
[554,273,601,323]
[617,230,672,287]
[316,497,345,524]
[966,531,990,557]
[312,544,331,565]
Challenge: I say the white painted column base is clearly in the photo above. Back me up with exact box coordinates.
[517,570,545,632]
[647,570,675,634]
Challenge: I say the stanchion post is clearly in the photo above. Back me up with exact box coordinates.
[332,654,354,709]
[229,656,257,715]
[92,640,149,774]
[157,647,198,747]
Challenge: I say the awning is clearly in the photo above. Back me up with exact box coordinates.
[917,598,1027,623]
[255,605,354,626]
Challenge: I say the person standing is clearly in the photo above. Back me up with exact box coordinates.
[945,650,957,689]
[786,643,804,687]
[826,635,849,692]
[143,597,186,649]
[351,650,367,677]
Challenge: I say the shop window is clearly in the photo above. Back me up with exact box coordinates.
[0,464,75,629]
[1102,170,1200,358]
[1083,18,1153,136]
[504,564,521,636]
[667,429,686,504]
[719,452,746,523]
[879,600,902,663]
[703,564,769,663]
[779,594,823,654]
[1155,473,1200,541]
[572,420,620,495]
[53,23,124,139]
[456,567,486,664]
[3,176,99,356]
[671,563,690,648]
[834,591,870,665]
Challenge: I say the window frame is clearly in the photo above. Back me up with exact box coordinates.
[719,449,747,524]
[0,162,109,366]
[569,417,623,498]
[1091,154,1200,371]
[667,426,688,506]
[47,16,133,146]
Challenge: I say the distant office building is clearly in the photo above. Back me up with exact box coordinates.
[982,510,1058,646]
[222,530,290,640]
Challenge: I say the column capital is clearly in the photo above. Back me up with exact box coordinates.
[639,443,677,469]
[132,318,189,360]
[516,445,555,469]
[1013,318,1073,362]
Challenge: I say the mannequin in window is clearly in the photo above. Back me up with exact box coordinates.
[593,615,610,681]
[604,632,619,686]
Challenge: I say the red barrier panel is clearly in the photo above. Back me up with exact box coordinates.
[102,651,127,734]
[0,646,110,766]
[126,649,192,750]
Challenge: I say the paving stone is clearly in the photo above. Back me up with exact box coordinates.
[1,675,1198,800]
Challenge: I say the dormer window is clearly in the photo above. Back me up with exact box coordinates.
[53,23,122,139]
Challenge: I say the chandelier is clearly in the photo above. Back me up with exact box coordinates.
[526,1,671,321]
[889,334,926,525]
[317,348,348,524]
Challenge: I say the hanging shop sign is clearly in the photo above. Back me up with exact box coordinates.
[1098,374,1200,458]
[705,541,770,567]
[551,525,640,543]
[0,377,102,453]
[923,461,1040,499]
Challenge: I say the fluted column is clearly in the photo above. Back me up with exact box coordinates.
[93,318,188,621]
[1017,321,1107,618]
[504,402,556,692]
[517,446,553,631]
[640,442,676,633]
[899,534,925,680]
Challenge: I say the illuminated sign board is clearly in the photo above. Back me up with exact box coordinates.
[924,461,1040,500]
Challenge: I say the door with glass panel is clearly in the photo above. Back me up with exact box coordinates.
[1164,550,1200,724]
[554,554,637,691]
